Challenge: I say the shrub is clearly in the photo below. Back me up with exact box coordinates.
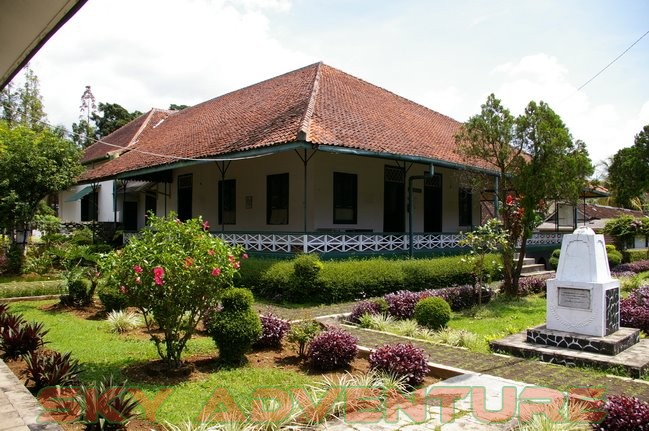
[613,260,649,274]
[606,245,623,268]
[349,299,386,323]
[102,213,244,368]
[77,376,140,431]
[517,274,553,296]
[621,286,649,333]
[549,249,561,270]
[107,310,142,333]
[287,320,321,357]
[622,248,649,263]
[0,319,48,359]
[414,297,451,330]
[254,313,291,348]
[207,288,262,365]
[368,343,429,387]
[596,395,649,430]
[288,254,324,302]
[427,285,493,311]
[98,287,130,312]
[60,277,93,307]
[24,350,82,390]
[306,328,358,371]
[385,290,426,320]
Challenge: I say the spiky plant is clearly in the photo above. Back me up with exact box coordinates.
[24,350,82,390]
[106,310,142,333]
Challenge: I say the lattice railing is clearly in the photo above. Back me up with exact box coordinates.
[213,232,480,254]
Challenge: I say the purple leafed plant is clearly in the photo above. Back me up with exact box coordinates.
[254,313,291,348]
[595,395,649,430]
[349,300,385,323]
[621,286,649,334]
[306,328,358,371]
[613,260,649,274]
[368,343,429,387]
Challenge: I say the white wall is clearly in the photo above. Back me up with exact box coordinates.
[60,151,486,233]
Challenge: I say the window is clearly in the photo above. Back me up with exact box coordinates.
[267,173,289,225]
[145,193,157,217]
[459,188,473,227]
[333,172,357,224]
[177,174,192,221]
[80,189,98,222]
[218,179,236,225]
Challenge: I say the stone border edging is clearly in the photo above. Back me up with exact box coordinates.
[0,295,60,303]
[0,358,62,431]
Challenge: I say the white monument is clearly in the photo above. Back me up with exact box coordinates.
[545,226,620,337]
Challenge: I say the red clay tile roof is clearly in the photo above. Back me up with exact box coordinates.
[583,204,645,220]
[79,63,493,182]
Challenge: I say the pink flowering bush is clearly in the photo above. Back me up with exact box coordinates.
[102,213,246,368]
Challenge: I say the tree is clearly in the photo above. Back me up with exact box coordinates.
[0,122,83,255]
[71,86,97,148]
[0,66,47,130]
[92,102,142,138]
[169,103,188,111]
[456,95,593,296]
[607,125,649,209]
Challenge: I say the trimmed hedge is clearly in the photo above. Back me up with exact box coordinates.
[622,248,649,263]
[237,254,502,303]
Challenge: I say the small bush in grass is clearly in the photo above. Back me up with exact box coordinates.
[288,254,324,302]
[0,319,48,359]
[596,395,649,430]
[207,288,262,365]
[622,248,649,263]
[427,285,492,311]
[287,320,321,357]
[349,299,387,323]
[369,343,429,387]
[24,350,82,390]
[254,313,290,348]
[414,297,451,330]
[306,328,358,371]
[107,310,142,333]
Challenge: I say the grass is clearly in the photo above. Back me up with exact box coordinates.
[7,300,316,425]
[0,279,63,298]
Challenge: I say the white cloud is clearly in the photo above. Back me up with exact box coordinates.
[30,0,308,129]
[490,53,639,166]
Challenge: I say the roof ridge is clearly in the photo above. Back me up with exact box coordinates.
[126,108,168,147]
[297,62,323,142]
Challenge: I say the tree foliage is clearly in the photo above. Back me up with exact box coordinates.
[0,122,83,242]
[456,94,593,295]
[92,102,142,138]
[608,125,649,209]
[0,66,47,130]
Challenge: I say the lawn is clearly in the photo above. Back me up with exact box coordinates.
[9,300,317,425]
[0,278,62,298]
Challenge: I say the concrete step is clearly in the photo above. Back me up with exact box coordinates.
[513,255,536,265]
[520,263,546,274]
[520,270,555,278]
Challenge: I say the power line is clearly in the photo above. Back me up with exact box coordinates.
[564,28,649,102]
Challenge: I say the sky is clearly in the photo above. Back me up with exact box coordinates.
[16,0,649,173]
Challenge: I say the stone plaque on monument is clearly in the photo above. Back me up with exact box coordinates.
[557,287,591,310]
[545,226,620,337]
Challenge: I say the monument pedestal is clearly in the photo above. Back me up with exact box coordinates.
[490,227,649,377]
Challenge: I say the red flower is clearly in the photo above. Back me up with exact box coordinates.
[505,195,514,205]
[233,261,240,269]
[242,253,249,260]
[202,220,210,231]
[133,265,143,274]
[211,267,221,277]
[228,255,235,263]
[135,277,142,285]
[208,249,215,256]
[153,266,165,285]
[119,285,128,294]
[184,257,194,268]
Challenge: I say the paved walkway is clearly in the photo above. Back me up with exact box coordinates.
[0,358,61,431]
